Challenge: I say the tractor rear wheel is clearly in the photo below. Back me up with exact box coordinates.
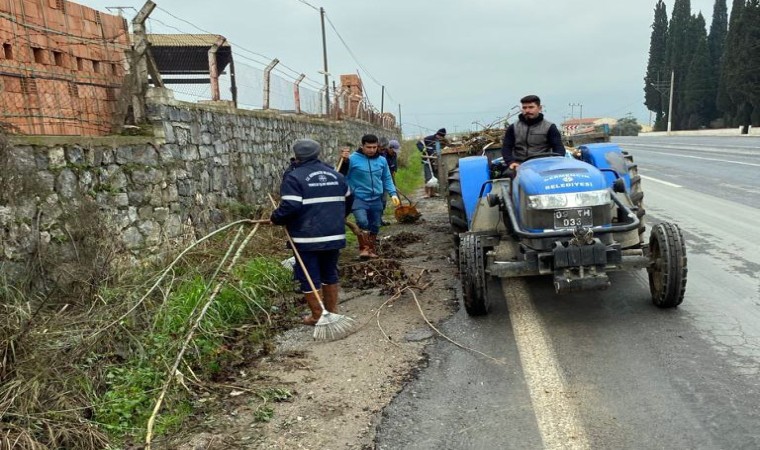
[648,222,687,308]
[460,234,489,316]
[623,151,646,240]
[448,167,468,239]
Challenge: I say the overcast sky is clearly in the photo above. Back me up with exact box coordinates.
[77,0,720,136]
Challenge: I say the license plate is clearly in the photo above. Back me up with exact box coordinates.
[553,208,593,229]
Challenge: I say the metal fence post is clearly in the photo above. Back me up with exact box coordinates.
[293,74,305,114]
[208,35,226,101]
[263,58,280,110]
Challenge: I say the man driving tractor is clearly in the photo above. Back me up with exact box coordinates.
[501,94,566,170]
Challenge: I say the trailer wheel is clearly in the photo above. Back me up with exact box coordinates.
[623,151,646,239]
[648,222,687,308]
[460,234,489,316]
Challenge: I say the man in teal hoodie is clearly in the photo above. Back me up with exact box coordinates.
[339,134,399,258]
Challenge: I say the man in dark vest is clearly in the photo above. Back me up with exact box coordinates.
[502,95,565,170]
[271,139,352,325]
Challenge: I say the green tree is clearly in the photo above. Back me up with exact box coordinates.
[706,0,728,123]
[737,0,760,126]
[716,0,746,124]
[644,0,669,129]
[613,117,643,136]
[665,0,693,130]
[682,14,712,128]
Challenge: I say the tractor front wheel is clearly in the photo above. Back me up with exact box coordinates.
[648,222,687,308]
[460,234,489,316]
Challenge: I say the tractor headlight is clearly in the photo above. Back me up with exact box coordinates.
[527,189,610,209]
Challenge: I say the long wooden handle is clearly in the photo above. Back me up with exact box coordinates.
[268,193,324,303]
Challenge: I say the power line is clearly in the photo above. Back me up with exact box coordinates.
[292,0,319,12]
[323,14,383,89]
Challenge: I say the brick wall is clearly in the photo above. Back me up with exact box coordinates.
[0,0,128,135]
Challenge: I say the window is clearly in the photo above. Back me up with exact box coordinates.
[110,63,118,75]
[92,60,100,73]
[53,51,64,67]
[32,47,46,64]
[55,0,66,11]
[76,57,84,71]
[2,43,11,60]
[67,82,78,98]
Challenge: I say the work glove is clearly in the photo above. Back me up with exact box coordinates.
[391,195,401,207]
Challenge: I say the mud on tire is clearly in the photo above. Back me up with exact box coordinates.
[448,167,468,246]
[648,222,687,308]
[623,151,646,240]
[459,233,489,316]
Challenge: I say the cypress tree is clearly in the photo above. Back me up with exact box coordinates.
[644,0,669,130]
[665,0,693,129]
[706,0,728,123]
[741,0,760,126]
[682,14,712,128]
[716,0,745,124]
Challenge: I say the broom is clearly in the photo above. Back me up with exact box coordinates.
[423,155,439,189]
[268,194,355,340]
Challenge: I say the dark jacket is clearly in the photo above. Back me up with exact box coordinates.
[380,149,398,174]
[416,134,440,156]
[271,159,351,252]
[502,113,565,165]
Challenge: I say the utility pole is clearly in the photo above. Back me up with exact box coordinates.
[569,102,583,119]
[650,71,671,131]
[667,70,674,135]
[319,7,330,116]
[380,85,384,115]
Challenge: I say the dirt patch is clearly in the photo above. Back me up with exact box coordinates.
[159,194,459,450]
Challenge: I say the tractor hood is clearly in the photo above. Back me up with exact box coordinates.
[515,157,608,196]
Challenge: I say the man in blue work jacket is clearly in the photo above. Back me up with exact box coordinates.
[271,139,352,325]
[339,134,400,259]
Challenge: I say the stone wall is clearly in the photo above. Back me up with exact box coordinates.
[0,94,400,287]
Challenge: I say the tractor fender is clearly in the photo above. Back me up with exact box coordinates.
[457,156,491,225]
[579,143,632,189]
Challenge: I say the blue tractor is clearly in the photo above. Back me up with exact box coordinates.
[446,143,687,315]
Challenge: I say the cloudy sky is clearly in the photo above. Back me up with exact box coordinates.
[77,0,720,136]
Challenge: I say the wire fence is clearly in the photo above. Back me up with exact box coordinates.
[0,4,396,136]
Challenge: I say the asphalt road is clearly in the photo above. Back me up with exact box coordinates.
[375,136,760,449]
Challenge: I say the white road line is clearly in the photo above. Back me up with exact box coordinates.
[504,280,590,450]
[639,175,682,188]
[629,147,760,167]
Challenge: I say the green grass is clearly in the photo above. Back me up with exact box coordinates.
[382,140,424,217]
[93,256,293,440]
[394,140,424,197]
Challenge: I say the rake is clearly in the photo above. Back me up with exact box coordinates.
[268,194,355,340]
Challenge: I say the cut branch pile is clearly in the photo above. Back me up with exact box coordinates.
[340,260,411,295]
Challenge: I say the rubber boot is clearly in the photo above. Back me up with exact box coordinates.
[358,232,372,259]
[367,234,379,259]
[302,290,323,326]
[322,283,339,313]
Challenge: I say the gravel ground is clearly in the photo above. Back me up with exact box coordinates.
[165,193,460,450]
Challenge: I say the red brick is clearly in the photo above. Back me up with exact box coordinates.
[66,1,81,18]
